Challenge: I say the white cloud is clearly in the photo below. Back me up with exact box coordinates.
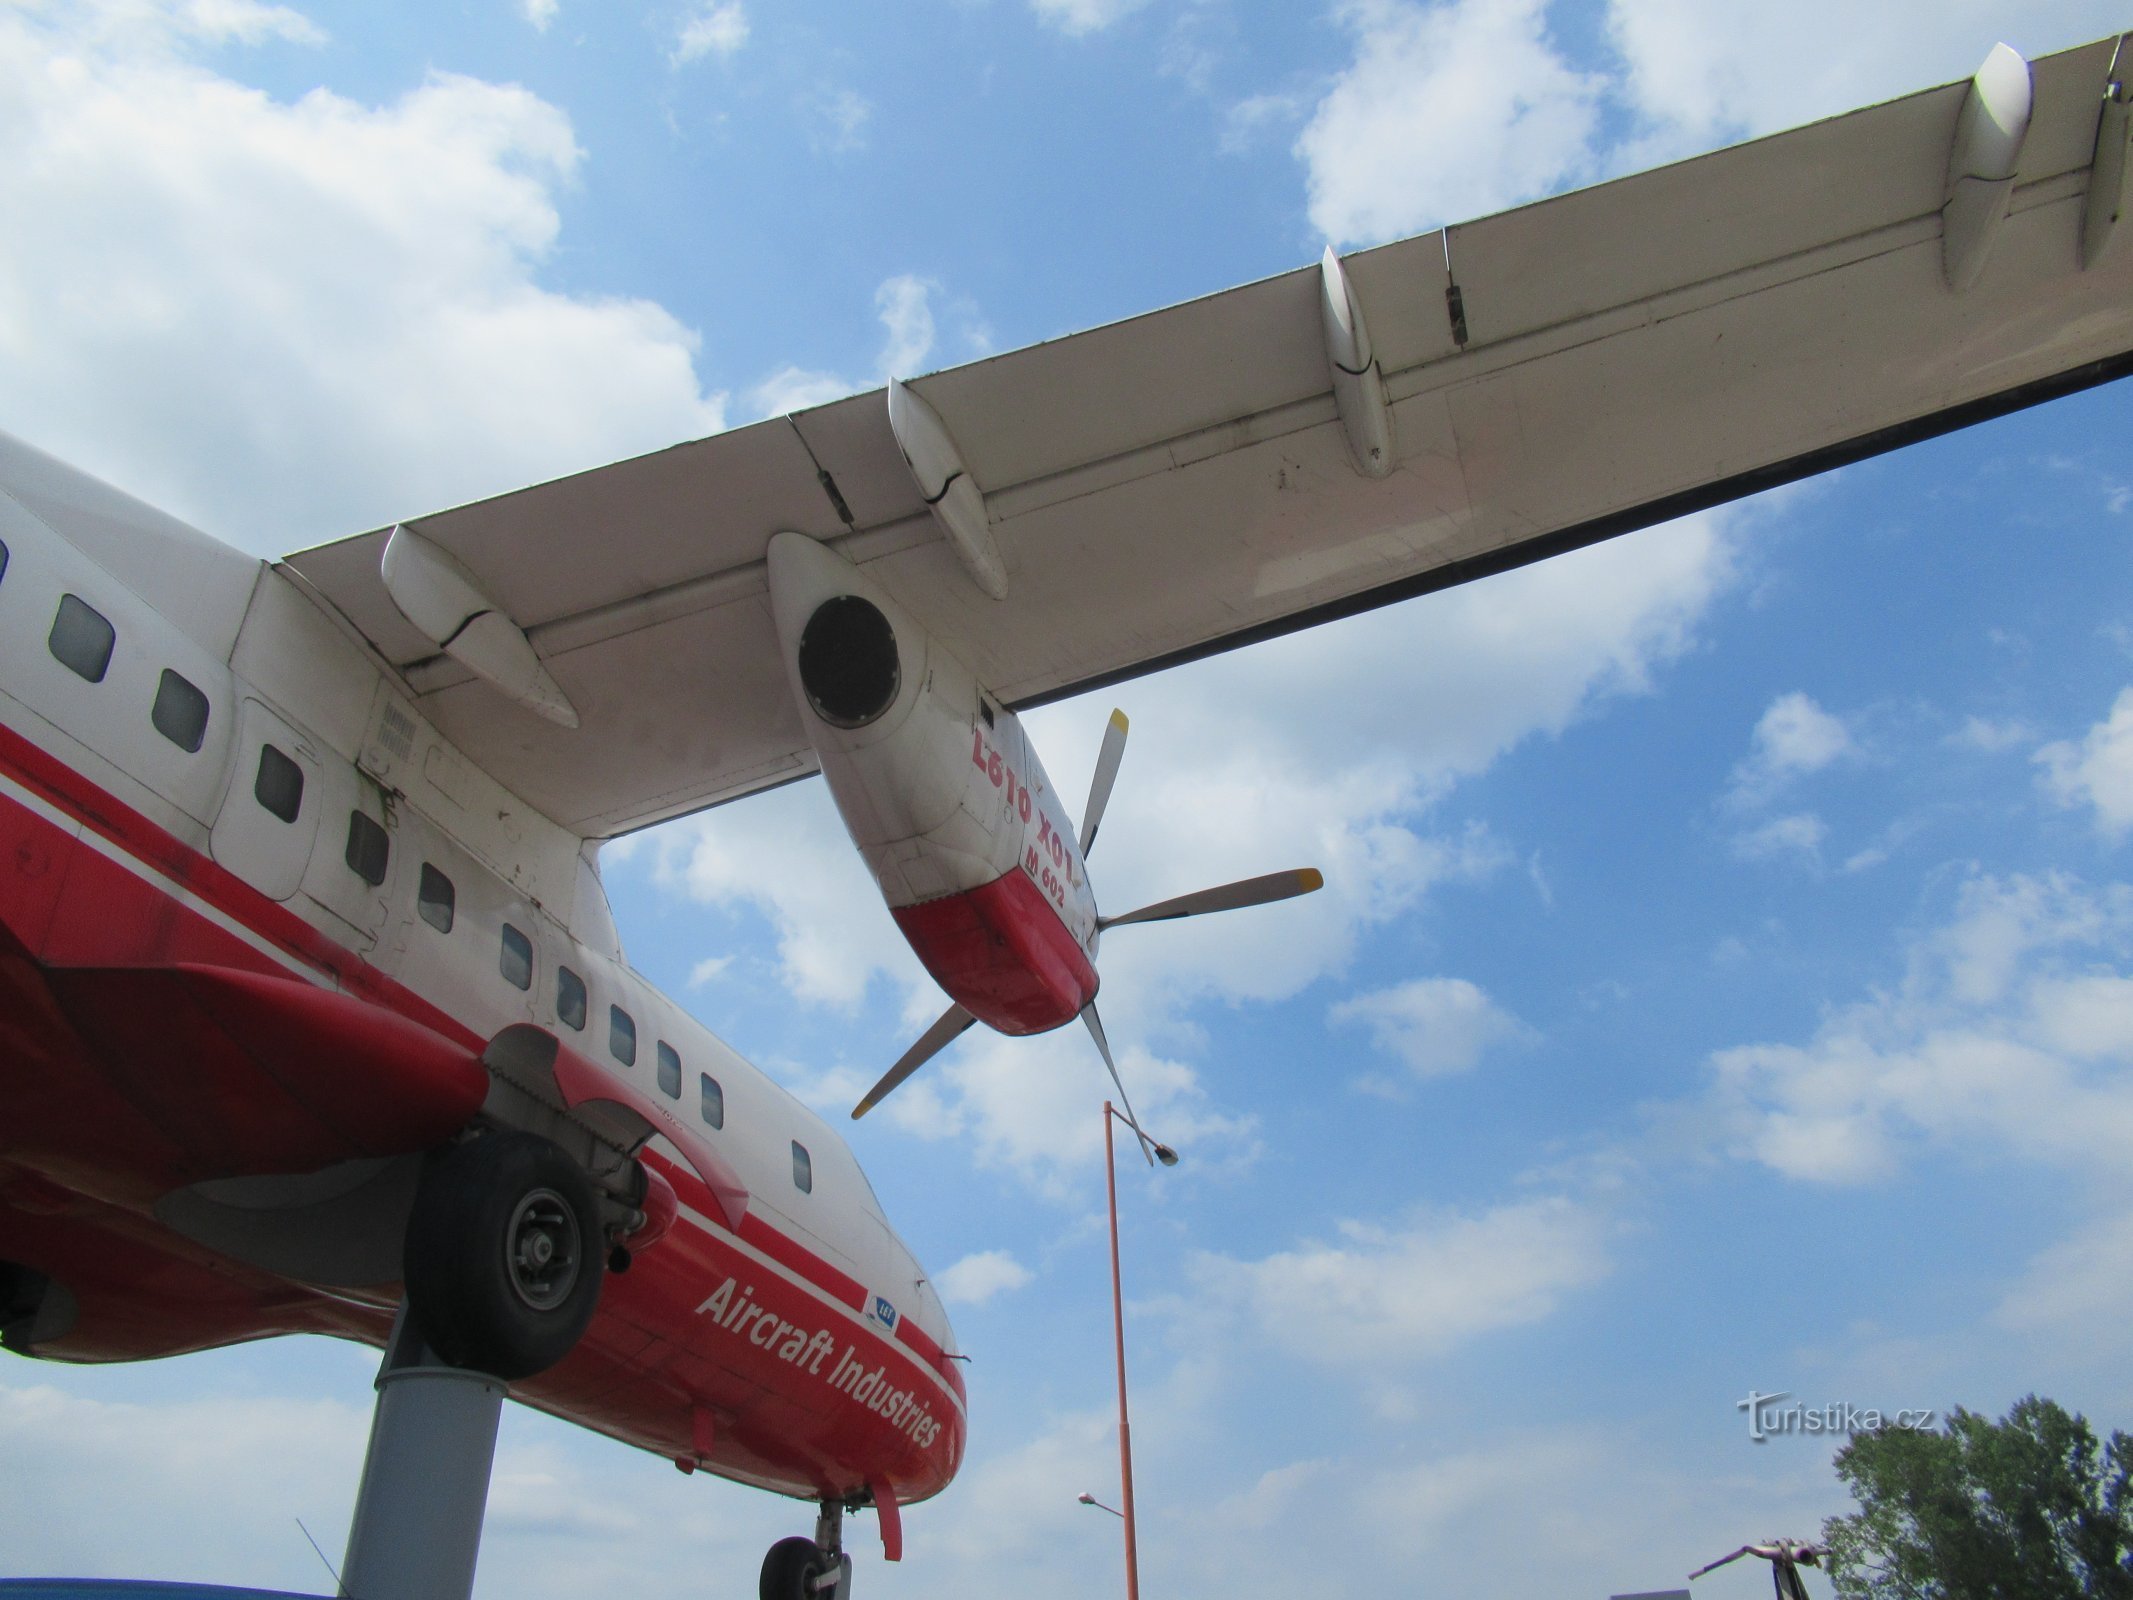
[0,1379,368,1586]
[1732,811,1826,864]
[0,4,725,553]
[1706,872,2133,1184]
[1605,0,2131,160]
[1724,693,1852,858]
[672,0,747,65]
[636,507,1737,1195]
[2038,687,2133,835]
[687,954,733,986]
[889,1023,1261,1197]
[811,87,872,153]
[1288,0,2130,254]
[935,1249,1034,1306]
[1330,976,1533,1081]
[1029,0,1151,36]
[875,273,936,377]
[1997,1207,2133,1331]
[1951,714,2033,753]
[651,780,926,1008]
[745,273,965,418]
[1297,0,1603,245]
[1221,90,1307,155]
[1189,1195,1610,1367]
[1729,691,1852,805]
[185,0,326,45]
[520,0,557,32]
[1751,692,1852,777]
[71,0,329,50]
[749,364,870,417]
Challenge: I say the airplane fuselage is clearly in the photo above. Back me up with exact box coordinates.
[0,429,963,1510]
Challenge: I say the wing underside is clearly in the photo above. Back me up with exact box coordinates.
[284,34,2133,839]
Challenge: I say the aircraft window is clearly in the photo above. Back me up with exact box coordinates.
[49,594,115,684]
[556,965,587,1031]
[418,864,455,933]
[609,1005,637,1067]
[499,924,533,991]
[656,1041,681,1099]
[697,1069,724,1129]
[150,669,210,753]
[253,744,303,823]
[344,811,389,886]
[0,537,8,583]
[791,1141,813,1195]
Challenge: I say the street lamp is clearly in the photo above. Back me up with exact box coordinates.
[1101,1099,1177,1600]
[1078,1491,1123,1517]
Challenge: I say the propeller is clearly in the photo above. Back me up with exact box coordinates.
[1079,708,1130,856]
[1080,1001,1176,1166]
[852,1003,975,1120]
[1101,867,1324,930]
[851,706,1323,1130]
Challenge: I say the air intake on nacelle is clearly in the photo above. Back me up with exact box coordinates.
[797,595,901,729]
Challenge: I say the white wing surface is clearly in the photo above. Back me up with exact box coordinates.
[285,35,2133,839]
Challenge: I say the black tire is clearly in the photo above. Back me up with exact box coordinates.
[403,1131,604,1380]
[760,1536,831,1600]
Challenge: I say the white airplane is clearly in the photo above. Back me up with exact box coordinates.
[0,32,2128,1600]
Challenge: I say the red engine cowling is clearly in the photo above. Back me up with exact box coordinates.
[765,532,1098,1034]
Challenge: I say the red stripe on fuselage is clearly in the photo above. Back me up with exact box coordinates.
[0,716,481,1047]
[891,869,1098,1035]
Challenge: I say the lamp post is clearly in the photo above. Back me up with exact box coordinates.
[1101,1099,1177,1600]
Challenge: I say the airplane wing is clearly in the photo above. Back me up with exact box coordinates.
[284,34,2133,840]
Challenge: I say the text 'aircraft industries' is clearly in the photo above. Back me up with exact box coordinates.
[3,32,2132,1600]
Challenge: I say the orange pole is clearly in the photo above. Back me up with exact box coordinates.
[1104,1102,1141,1600]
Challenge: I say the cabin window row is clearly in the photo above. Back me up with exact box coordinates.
[35,584,217,761]
[401,870,741,1140]
[0,562,825,1196]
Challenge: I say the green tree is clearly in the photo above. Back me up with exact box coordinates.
[1823,1395,2133,1600]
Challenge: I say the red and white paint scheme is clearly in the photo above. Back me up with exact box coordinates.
[7,34,2133,1597]
[765,530,1323,1130]
[0,431,962,1590]
[767,531,1101,1037]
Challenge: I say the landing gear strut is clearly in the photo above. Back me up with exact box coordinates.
[341,1304,507,1600]
[338,1129,611,1600]
[760,1501,855,1600]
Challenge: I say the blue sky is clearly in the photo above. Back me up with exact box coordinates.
[4,1,2133,1597]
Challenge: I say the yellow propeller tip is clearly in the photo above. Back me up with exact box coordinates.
[1109,708,1129,731]
[1298,868,1325,892]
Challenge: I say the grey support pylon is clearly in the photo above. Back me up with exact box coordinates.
[339,1307,506,1600]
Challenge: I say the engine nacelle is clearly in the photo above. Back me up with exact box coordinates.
[766,533,1099,1034]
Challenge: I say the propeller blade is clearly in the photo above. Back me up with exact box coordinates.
[1687,1548,1753,1581]
[1080,1003,1155,1166]
[852,1003,976,1120]
[1100,867,1323,930]
[1078,709,1130,858]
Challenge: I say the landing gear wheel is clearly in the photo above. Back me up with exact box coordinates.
[760,1535,833,1600]
[403,1131,604,1380]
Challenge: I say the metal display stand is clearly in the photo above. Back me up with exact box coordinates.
[338,1308,506,1600]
